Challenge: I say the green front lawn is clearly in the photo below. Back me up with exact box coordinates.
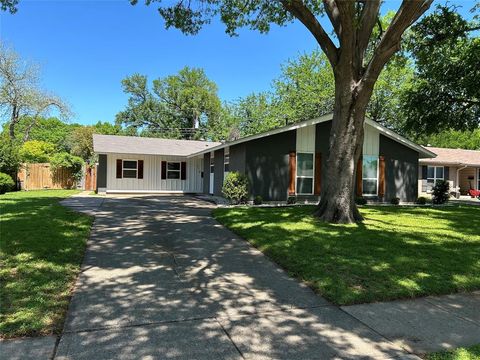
[0,190,93,338]
[214,205,480,305]
[426,345,480,360]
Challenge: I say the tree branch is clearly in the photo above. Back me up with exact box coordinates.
[323,0,341,37]
[280,0,338,66]
[356,0,381,58]
[362,0,433,94]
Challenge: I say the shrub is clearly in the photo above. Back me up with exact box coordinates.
[416,196,427,205]
[222,172,249,204]
[0,172,15,194]
[390,197,400,205]
[355,197,367,205]
[287,196,296,205]
[253,195,263,205]
[19,140,55,163]
[432,180,450,205]
[0,135,21,179]
[50,152,84,182]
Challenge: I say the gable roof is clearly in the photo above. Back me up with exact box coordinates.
[93,134,221,157]
[188,114,436,158]
[420,147,480,167]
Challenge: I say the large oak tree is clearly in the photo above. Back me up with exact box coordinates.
[132,0,433,223]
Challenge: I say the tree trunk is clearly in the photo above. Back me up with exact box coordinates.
[9,105,17,140]
[314,76,369,223]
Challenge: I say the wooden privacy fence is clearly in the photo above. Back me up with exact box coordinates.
[84,165,97,191]
[18,163,76,190]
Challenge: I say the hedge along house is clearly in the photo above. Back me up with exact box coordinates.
[93,135,221,194]
[418,147,480,197]
[190,114,435,202]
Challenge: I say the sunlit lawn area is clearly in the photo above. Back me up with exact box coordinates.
[426,345,480,360]
[0,190,93,338]
[214,205,480,305]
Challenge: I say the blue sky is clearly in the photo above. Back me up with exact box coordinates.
[0,0,476,125]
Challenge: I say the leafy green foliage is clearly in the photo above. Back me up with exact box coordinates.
[432,180,450,205]
[253,195,263,205]
[402,5,480,134]
[415,129,480,150]
[390,197,400,205]
[416,197,427,205]
[426,344,480,360]
[50,152,84,182]
[19,140,55,163]
[222,171,249,204]
[355,197,367,205]
[0,190,92,337]
[116,68,221,139]
[0,172,14,194]
[214,205,480,305]
[0,135,21,179]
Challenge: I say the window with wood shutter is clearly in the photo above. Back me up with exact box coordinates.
[161,161,167,179]
[362,156,378,196]
[314,152,321,195]
[167,162,181,179]
[116,159,122,179]
[378,156,385,197]
[288,152,296,195]
[138,160,144,179]
[181,162,186,180]
[296,153,314,194]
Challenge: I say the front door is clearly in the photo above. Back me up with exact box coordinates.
[209,156,214,194]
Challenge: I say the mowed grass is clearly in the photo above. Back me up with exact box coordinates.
[427,345,480,360]
[0,190,93,338]
[213,205,480,305]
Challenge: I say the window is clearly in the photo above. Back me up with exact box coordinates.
[123,160,137,179]
[427,166,444,192]
[362,156,378,196]
[167,162,181,179]
[224,154,230,173]
[296,153,314,194]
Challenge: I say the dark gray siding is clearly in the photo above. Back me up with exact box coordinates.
[315,120,332,190]
[245,130,296,201]
[97,154,107,189]
[379,134,419,202]
[214,148,225,196]
[229,143,246,174]
[203,153,210,194]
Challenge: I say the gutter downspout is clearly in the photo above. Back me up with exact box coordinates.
[456,164,468,197]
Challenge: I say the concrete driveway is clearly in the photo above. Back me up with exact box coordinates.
[55,195,413,359]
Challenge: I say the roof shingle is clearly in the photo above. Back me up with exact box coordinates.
[421,147,480,166]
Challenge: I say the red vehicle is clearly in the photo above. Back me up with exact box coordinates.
[468,181,480,200]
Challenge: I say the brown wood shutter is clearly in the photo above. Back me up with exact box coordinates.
[116,159,122,179]
[181,162,186,180]
[161,161,167,180]
[314,152,322,195]
[138,160,144,179]
[378,156,385,197]
[356,157,363,196]
[288,151,296,196]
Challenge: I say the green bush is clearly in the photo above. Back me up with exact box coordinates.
[19,140,55,163]
[0,135,21,179]
[416,196,427,205]
[50,152,84,182]
[287,196,296,205]
[222,172,249,204]
[253,195,263,205]
[390,197,400,205]
[355,197,367,205]
[432,180,450,205]
[0,172,15,194]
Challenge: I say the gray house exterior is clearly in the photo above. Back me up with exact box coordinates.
[94,114,435,202]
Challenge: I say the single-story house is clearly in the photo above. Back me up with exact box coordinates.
[93,114,435,202]
[418,147,480,196]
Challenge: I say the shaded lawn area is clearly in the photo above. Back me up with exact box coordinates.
[0,190,93,338]
[426,344,480,360]
[213,205,480,305]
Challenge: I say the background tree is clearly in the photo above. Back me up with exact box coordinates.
[401,4,480,134]
[116,67,221,139]
[131,0,432,223]
[0,44,69,140]
[415,128,480,150]
[18,140,55,163]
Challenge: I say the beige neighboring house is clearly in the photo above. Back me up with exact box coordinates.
[419,147,480,196]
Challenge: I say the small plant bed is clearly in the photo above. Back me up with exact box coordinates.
[426,344,480,360]
[0,190,93,338]
[213,205,480,305]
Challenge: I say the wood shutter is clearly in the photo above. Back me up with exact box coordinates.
[356,157,363,196]
[116,159,122,179]
[421,165,428,179]
[161,161,167,180]
[138,160,144,179]
[181,162,187,180]
[314,152,322,195]
[288,151,296,196]
[378,156,385,197]
[444,166,449,180]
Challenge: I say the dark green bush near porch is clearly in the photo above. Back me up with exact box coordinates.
[355,196,367,205]
[390,197,400,205]
[253,195,263,205]
[222,171,249,204]
[417,196,427,205]
[432,180,450,204]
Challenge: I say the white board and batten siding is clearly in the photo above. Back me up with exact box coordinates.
[105,153,203,193]
[296,125,316,152]
[363,124,380,156]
